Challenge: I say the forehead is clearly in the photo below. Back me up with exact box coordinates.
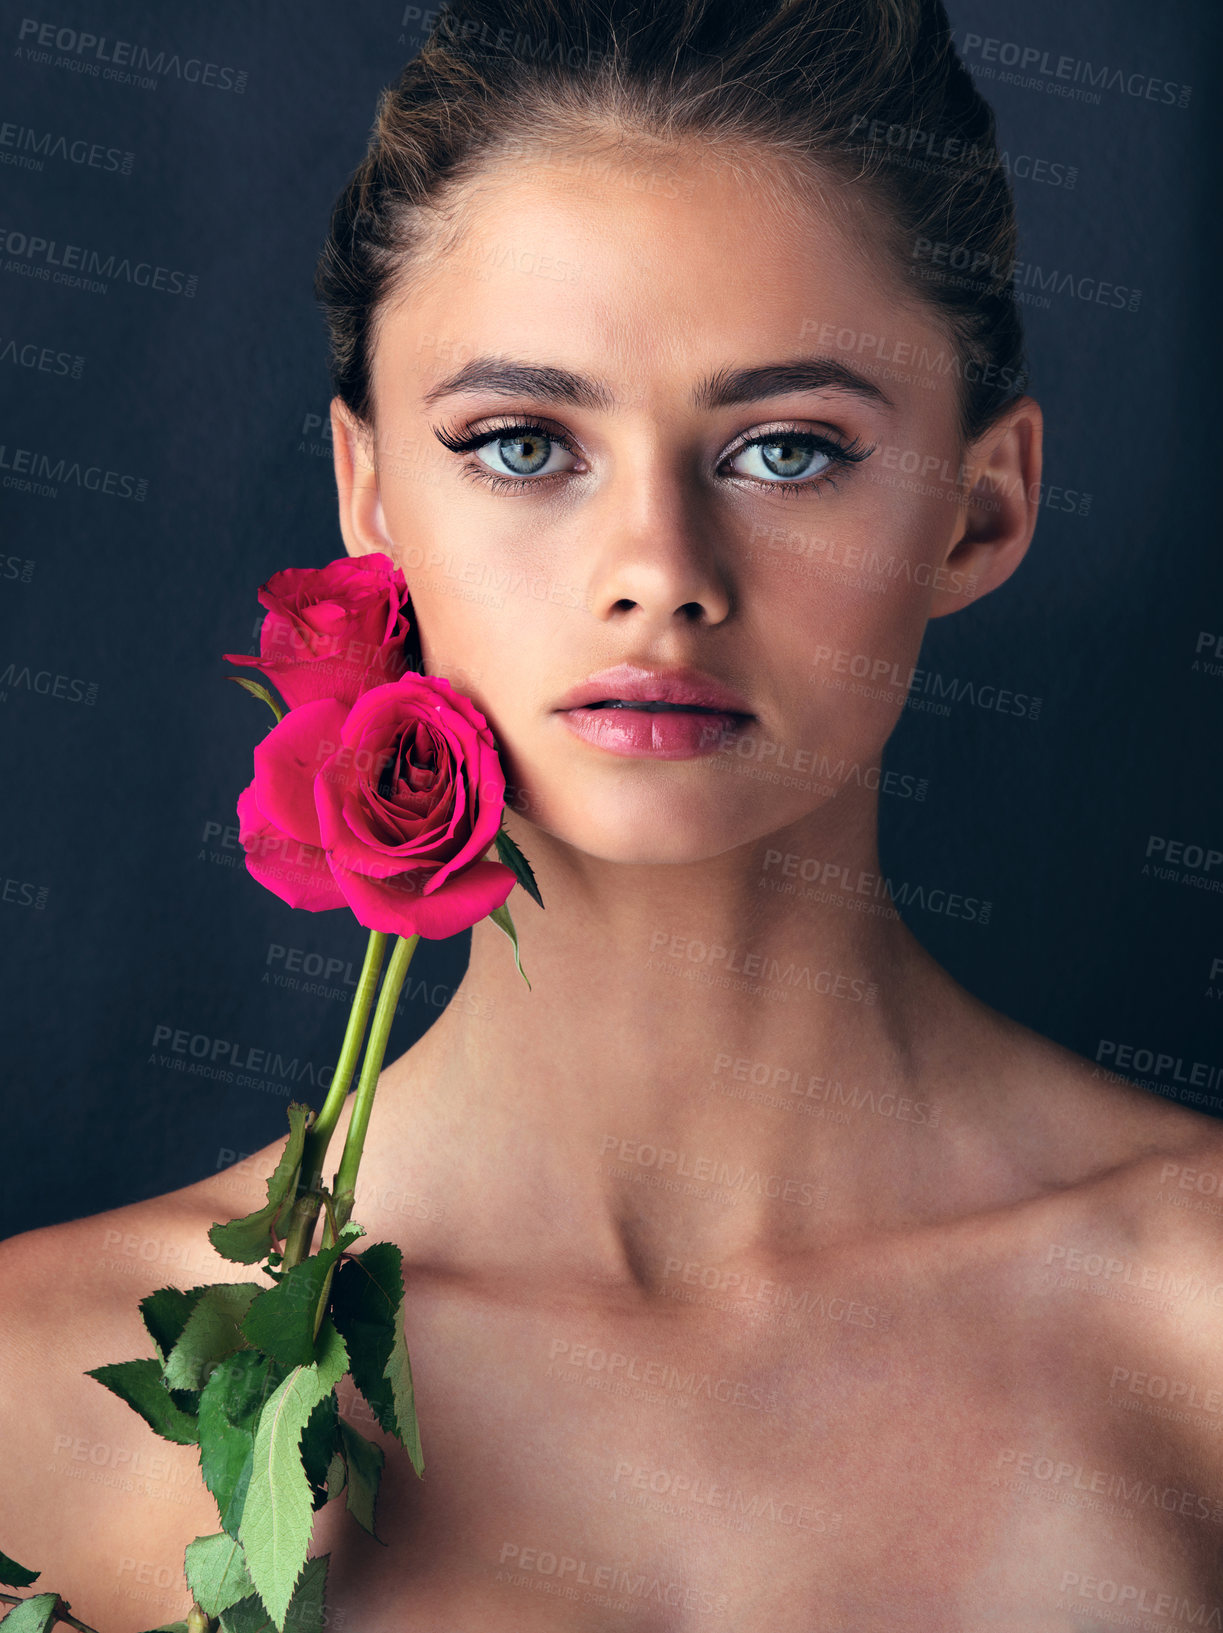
[373,141,947,409]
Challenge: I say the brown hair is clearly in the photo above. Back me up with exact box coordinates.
[315,0,1028,445]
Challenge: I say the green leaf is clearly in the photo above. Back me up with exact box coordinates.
[0,1552,38,1588]
[493,827,544,909]
[219,1555,327,1633]
[240,1224,363,1369]
[164,1284,262,1391]
[237,1322,347,1631]
[0,1594,59,1633]
[487,901,530,990]
[329,1242,423,1476]
[323,1450,346,1501]
[185,1531,255,1617]
[199,1351,286,1537]
[228,675,285,724]
[86,1358,199,1446]
[337,1418,385,1540]
[136,1623,190,1632]
[209,1104,312,1265]
[139,1286,208,1364]
[299,1392,340,1512]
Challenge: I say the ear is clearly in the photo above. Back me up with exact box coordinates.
[330,396,396,559]
[927,395,1043,618]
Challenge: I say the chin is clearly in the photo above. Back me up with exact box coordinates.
[509,775,817,869]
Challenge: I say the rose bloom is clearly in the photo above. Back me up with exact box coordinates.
[236,672,514,939]
[224,551,413,710]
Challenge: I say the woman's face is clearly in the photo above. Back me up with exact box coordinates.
[337,142,1037,864]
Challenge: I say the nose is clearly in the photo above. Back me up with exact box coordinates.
[582,468,734,630]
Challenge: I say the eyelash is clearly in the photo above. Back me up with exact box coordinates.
[432,417,874,499]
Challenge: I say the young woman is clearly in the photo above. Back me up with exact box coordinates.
[4,0,1221,1626]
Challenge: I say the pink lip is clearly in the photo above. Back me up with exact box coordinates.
[553,664,753,715]
[553,664,755,760]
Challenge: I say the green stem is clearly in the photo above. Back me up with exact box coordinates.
[307,933,420,1340]
[332,933,420,1210]
[281,930,388,1269]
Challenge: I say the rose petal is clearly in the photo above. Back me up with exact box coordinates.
[253,696,351,847]
[329,855,514,938]
[236,782,347,911]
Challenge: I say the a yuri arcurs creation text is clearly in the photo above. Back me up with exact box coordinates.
[0,553,543,1633]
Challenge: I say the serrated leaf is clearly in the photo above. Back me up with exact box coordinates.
[487,901,530,990]
[299,1392,340,1512]
[493,827,544,908]
[0,1594,59,1633]
[329,1243,422,1477]
[140,1286,208,1364]
[185,1530,255,1617]
[237,1322,347,1631]
[337,1418,385,1540]
[0,1551,38,1588]
[86,1358,199,1446]
[229,675,285,724]
[219,1554,327,1633]
[199,1351,286,1538]
[209,1104,312,1265]
[164,1284,262,1391]
[240,1224,363,1369]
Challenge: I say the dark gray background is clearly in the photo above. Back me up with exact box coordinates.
[1,1,1219,1239]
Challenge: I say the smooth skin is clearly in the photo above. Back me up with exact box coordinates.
[2,139,1221,1631]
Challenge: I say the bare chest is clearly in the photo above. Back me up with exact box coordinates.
[311,1252,1223,1632]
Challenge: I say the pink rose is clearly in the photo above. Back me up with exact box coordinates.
[224,552,413,710]
[236,675,515,939]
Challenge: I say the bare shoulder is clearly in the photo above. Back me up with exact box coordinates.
[0,1147,293,1631]
[975,1011,1223,1436]
[940,977,1223,1191]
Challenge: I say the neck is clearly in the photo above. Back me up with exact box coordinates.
[388,789,984,1272]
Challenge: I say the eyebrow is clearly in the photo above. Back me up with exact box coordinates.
[421,355,895,412]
